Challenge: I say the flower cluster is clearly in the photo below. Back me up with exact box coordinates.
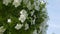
[19,9,28,23]
[3,0,45,11]
[1,0,48,34]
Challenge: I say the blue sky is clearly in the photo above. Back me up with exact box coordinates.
[47,0,60,34]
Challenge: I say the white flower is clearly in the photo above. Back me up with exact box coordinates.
[27,1,32,10]
[7,19,11,23]
[40,0,45,4]
[35,5,40,11]
[20,9,27,15]
[34,0,41,11]
[25,23,29,30]
[13,0,22,7]
[23,0,29,5]
[19,10,28,23]
[3,0,12,6]
[15,24,23,30]
[19,15,26,23]
[34,1,40,11]
[0,26,6,32]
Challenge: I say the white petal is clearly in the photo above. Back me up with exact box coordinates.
[27,1,32,10]
[33,29,37,34]
[15,24,23,30]
[13,0,22,7]
[41,0,45,4]
[34,0,40,11]
[31,15,36,25]
[23,0,29,5]
[25,23,29,30]
[3,0,12,6]
[31,10,35,16]
[19,15,26,23]
[33,19,35,25]
[0,26,6,32]
[19,10,28,23]
[35,6,40,11]
[7,19,11,23]
[20,9,27,15]
[31,19,36,25]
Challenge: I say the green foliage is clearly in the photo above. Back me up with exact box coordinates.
[0,0,48,34]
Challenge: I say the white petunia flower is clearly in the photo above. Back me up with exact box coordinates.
[19,10,28,23]
[7,19,11,23]
[25,23,29,30]
[15,24,23,30]
[0,26,6,32]
[13,0,22,7]
[3,0,12,6]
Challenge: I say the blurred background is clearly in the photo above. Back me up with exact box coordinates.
[47,0,60,34]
